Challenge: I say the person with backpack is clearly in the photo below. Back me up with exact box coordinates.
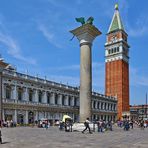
[82,118,92,134]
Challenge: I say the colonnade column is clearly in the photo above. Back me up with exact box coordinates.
[34,90,38,102]
[14,109,17,123]
[71,96,75,106]
[50,92,55,105]
[42,91,47,103]
[35,111,38,121]
[65,95,69,106]
[58,94,62,105]
[12,85,17,100]
[24,87,29,101]
[70,24,101,122]
[25,110,28,124]
[2,109,5,121]
[2,84,6,99]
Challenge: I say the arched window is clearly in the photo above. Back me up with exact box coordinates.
[62,95,65,105]
[74,97,77,106]
[68,96,71,106]
[114,104,116,111]
[111,104,113,111]
[38,91,42,103]
[18,88,23,101]
[47,93,50,104]
[104,103,106,110]
[93,101,96,109]
[108,49,111,54]
[55,94,58,105]
[108,104,110,110]
[29,90,33,102]
[6,86,11,99]
[97,102,100,109]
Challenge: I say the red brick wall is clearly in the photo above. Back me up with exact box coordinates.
[105,60,129,119]
[107,32,127,42]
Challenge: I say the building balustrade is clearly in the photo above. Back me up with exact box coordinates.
[93,108,117,113]
[2,98,79,109]
[2,69,79,91]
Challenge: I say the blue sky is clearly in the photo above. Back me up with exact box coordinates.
[0,0,148,105]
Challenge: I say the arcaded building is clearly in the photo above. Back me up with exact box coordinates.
[0,58,117,124]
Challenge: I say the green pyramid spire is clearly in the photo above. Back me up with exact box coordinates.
[108,4,124,33]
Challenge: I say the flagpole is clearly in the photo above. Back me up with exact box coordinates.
[146,93,147,118]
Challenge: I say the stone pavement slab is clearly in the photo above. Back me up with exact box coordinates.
[0,126,148,148]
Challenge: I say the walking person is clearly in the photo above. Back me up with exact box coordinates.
[108,120,113,131]
[82,118,92,134]
[140,120,144,130]
[97,120,103,133]
[130,120,134,129]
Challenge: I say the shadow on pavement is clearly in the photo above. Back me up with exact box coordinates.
[1,141,10,144]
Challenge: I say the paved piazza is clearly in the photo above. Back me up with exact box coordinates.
[0,126,148,148]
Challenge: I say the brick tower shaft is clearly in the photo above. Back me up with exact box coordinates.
[105,4,130,119]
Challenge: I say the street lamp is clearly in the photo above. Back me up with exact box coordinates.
[146,93,147,119]
[0,68,4,127]
[142,105,144,120]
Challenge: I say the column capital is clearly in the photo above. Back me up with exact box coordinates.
[70,24,101,45]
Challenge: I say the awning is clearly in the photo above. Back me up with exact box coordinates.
[62,115,72,122]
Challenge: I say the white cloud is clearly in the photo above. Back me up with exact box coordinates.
[127,16,148,37]
[130,67,148,87]
[38,24,63,49]
[0,20,36,65]
[0,32,36,65]
[123,1,148,38]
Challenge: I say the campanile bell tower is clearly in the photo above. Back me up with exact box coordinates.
[105,4,130,119]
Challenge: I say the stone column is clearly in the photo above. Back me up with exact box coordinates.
[65,95,69,106]
[24,87,29,101]
[2,109,5,121]
[42,91,47,104]
[2,84,6,99]
[58,94,62,105]
[34,89,38,102]
[71,96,75,106]
[99,102,102,110]
[12,85,18,100]
[35,111,38,121]
[50,92,55,105]
[14,109,17,123]
[70,24,101,122]
[25,110,28,124]
[95,101,98,109]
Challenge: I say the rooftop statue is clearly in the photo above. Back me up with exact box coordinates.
[70,17,94,41]
[75,17,94,26]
